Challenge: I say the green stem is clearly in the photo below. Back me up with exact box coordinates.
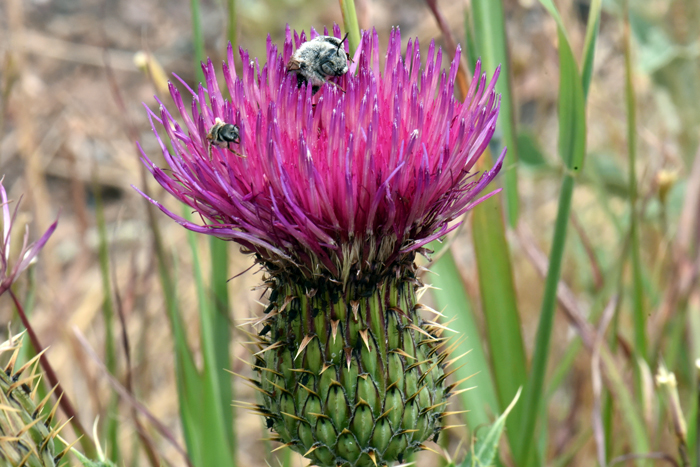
[226,0,236,50]
[623,0,647,361]
[94,178,120,464]
[339,0,361,54]
[517,172,575,464]
[191,0,205,83]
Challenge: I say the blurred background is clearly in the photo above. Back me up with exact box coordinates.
[1,0,699,465]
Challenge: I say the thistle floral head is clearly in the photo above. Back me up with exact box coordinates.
[0,179,57,297]
[138,25,503,285]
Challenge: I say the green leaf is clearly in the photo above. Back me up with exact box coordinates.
[581,0,602,99]
[471,194,527,439]
[461,387,522,467]
[93,177,120,464]
[70,449,118,467]
[470,0,519,225]
[517,132,548,168]
[429,245,500,429]
[556,28,587,172]
[185,216,236,467]
[515,1,589,464]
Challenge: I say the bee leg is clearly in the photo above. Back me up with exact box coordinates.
[326,80,346,93]
[226,143,247,159]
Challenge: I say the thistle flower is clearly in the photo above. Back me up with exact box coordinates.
[140,25,503,467]
[0,179,57,298]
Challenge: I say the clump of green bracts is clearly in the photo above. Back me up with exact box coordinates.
[0,334,65,467]
[243,262,465,467]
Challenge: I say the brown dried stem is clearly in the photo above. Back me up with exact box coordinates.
[9,290,95,456]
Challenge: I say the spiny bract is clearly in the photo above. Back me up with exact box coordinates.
[241,266,468,467]
[0,334,66,467]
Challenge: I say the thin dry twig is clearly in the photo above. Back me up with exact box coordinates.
[571,212,604,291]
[9,290,94,447]
[73,327,194,467]
[109,218,161,467]
[609,452,679,467]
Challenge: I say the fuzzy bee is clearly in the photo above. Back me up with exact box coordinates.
[206,117,244,158]
[287,34,350,94]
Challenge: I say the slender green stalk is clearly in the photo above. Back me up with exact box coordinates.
[623,0,647,361]
[516,173,576,465]
[226,0,236,50]
[470,0,519,226]
[209,238,235,450]
[338,0,361,53]
[191,0,206,83]
[515,2,590,464]
[143,205,201,466]
[186,227,236,467]
[94,178,120,464]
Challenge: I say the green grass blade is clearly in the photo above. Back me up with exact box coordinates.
[470,0,519,226]
[581,0,602,99]
[599,349,650,456]
[623,0,647,361]
[471,194,527,440]
[429,245,500,429]
[461,388,522,467]
[463,8,528,451]
[190,0,205,83]
[157,234,203,465]
[516,21,587,456]
[209,238,235,450]
[185,216,236,467]
[338,0,361,53]
[94,179,120,464]
[226,0,236,50]
[463,8,478,72]
[516,173,576,466]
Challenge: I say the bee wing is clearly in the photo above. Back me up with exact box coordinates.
[286,59,302,72]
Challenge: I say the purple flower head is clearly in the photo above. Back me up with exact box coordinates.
[0,178,57,297]
[139,25,504,283]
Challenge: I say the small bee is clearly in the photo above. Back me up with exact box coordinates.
[287,34,350,94]
[206,117,244,158]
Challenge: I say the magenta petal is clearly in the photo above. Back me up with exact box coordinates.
[136,25,503,280]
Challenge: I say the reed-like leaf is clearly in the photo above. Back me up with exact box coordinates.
[209,238,235,451]
[623,0,647,362]
[94,178,120,464]
[190,0,205,83]
[466,1,528,453]
[515,1,588,464]
[470,0,519,226]
[184,215,236,467]
[226,0,236,50]
[471,196,527,437]
[429,245,500,429]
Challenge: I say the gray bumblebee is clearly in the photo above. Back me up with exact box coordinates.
[206,117,244,158]
[287,34,350,94]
